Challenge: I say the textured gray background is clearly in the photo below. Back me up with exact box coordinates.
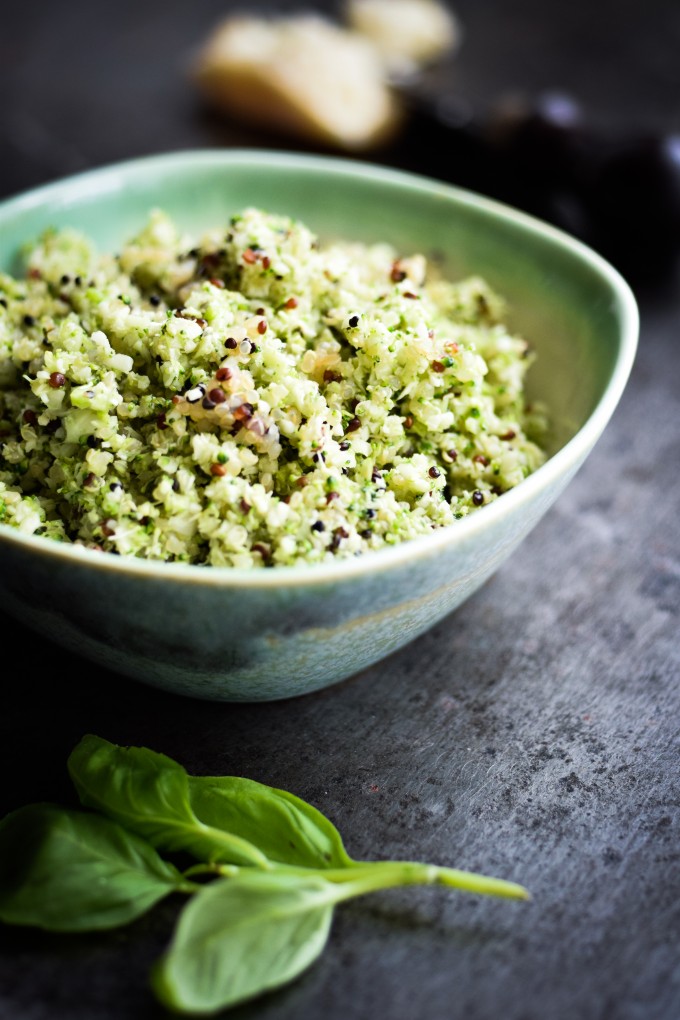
[1,2,679,1019]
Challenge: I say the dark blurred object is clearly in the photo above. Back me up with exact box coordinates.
[388,84,680,282]
[487,90,585,186]
[582,133,680,277]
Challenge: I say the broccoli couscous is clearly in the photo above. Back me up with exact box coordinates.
[0,207,546,568]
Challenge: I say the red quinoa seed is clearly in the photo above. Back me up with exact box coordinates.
[233,402,254,422]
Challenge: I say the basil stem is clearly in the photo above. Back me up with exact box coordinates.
[313,860,529,900]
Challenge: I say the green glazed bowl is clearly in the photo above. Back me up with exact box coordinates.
[0,151,638,700]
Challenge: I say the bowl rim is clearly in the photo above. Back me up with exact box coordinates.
[0,148,639,588]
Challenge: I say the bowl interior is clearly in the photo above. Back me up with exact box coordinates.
[0,150,633,462]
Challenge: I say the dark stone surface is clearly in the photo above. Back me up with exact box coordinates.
[1,2,679,1018]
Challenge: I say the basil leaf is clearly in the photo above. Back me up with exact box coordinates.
[68,735,268,868]
[0,804,183,931]
[153,873,339,1014]
[188,775,353,870]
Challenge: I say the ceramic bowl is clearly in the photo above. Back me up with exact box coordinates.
[0,151,638,700]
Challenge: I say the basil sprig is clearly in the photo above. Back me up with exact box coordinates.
[0,735,529,1014]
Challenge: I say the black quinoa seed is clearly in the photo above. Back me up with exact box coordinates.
[472,490,485,506]
[311,521,325,532]
[429,466,440,478]
[149,295,161,306]
[23,314,35,327]
[348,315,359,328]
[225,337,238,349]
[201,396,217,410]
[346,416,361,433]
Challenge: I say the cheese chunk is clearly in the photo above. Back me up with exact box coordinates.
[194,15,400,150]
[347,0,460,76]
